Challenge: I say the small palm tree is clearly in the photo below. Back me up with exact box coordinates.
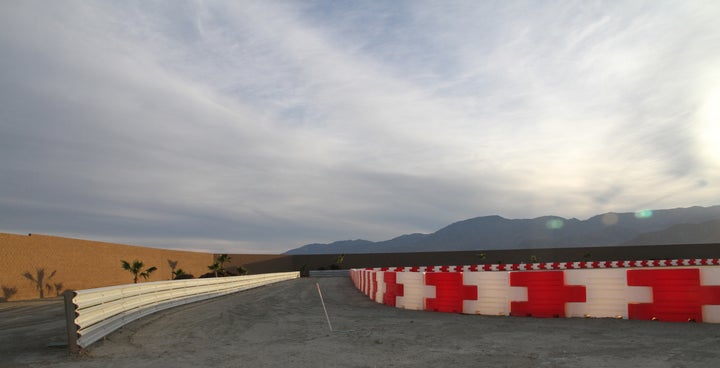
[216,254,231,275]
[335,254,345,266]
[172,268,186,280]
[330,254,345,270]
[208,262,221,277]
[235,265,248,276]
[167,259,179,279]
[121,260,157,284]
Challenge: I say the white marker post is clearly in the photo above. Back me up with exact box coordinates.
[316,282,333,332]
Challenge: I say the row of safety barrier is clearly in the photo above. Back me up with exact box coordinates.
[64,272,300,352]
[350,259,720,323]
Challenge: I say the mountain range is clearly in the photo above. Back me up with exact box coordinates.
[285,205,720,254]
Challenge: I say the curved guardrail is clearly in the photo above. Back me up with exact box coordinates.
[63,272,300,352]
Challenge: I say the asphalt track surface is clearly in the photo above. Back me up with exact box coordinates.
[2,277,720,367]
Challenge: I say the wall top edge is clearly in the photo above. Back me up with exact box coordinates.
[353,258,720,272]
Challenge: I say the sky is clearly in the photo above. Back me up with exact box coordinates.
[1,1,719,253]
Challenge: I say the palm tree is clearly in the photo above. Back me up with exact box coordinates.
[167,259,179,279]
[22,268,56,298]
[235,265,248,276]
[330,254,345,270]
[208,262,221,277]
[172,268,186,280]
[121,260,157,284]
[216,254,231,275]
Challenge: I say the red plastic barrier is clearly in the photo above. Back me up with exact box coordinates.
[627,269,720,322]
[371,272,379,301]
[383,272,400,307]
[361,270,369,296]
[510,271,586,318]
[351,265,720,324]
[424,273,478,313]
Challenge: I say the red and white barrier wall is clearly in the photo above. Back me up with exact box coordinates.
[350,259,720,323]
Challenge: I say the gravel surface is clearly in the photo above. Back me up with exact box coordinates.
[2,277,720,367]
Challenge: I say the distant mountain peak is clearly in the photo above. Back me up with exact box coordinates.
[284,205,720,254]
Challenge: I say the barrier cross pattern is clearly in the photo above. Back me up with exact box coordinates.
[350,258,720,323]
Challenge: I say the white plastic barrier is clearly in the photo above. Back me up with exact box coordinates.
[463,271,516,316]
[700,267,720,323]
[396,272,434,310]
[564,268,651,319]
[65,272,300,351]
[351,262,720,323]
[374,271,386,304]
[366,270,375,299]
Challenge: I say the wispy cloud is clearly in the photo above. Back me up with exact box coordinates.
[1,1,719,252]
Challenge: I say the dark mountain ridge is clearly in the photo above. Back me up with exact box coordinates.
[285,205,720,254]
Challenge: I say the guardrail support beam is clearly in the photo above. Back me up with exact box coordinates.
[63,290,80,354]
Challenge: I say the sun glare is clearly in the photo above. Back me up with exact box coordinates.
[699,85,720,163]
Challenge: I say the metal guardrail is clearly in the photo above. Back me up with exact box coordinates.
[308,269,350,277]
[63,272,300,352]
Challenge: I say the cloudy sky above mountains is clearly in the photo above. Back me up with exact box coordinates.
[1,1,719,253]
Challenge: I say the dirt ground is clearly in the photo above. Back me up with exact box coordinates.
[2,277,720,368]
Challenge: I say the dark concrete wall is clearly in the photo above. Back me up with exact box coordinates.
[227,243,720,275]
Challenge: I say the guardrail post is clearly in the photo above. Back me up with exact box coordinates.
[63,290,80,354]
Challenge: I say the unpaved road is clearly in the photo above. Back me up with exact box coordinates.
[2,277,720,367]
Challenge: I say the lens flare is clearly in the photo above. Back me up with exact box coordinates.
[546,218,564,229]
[634,209,653,219]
